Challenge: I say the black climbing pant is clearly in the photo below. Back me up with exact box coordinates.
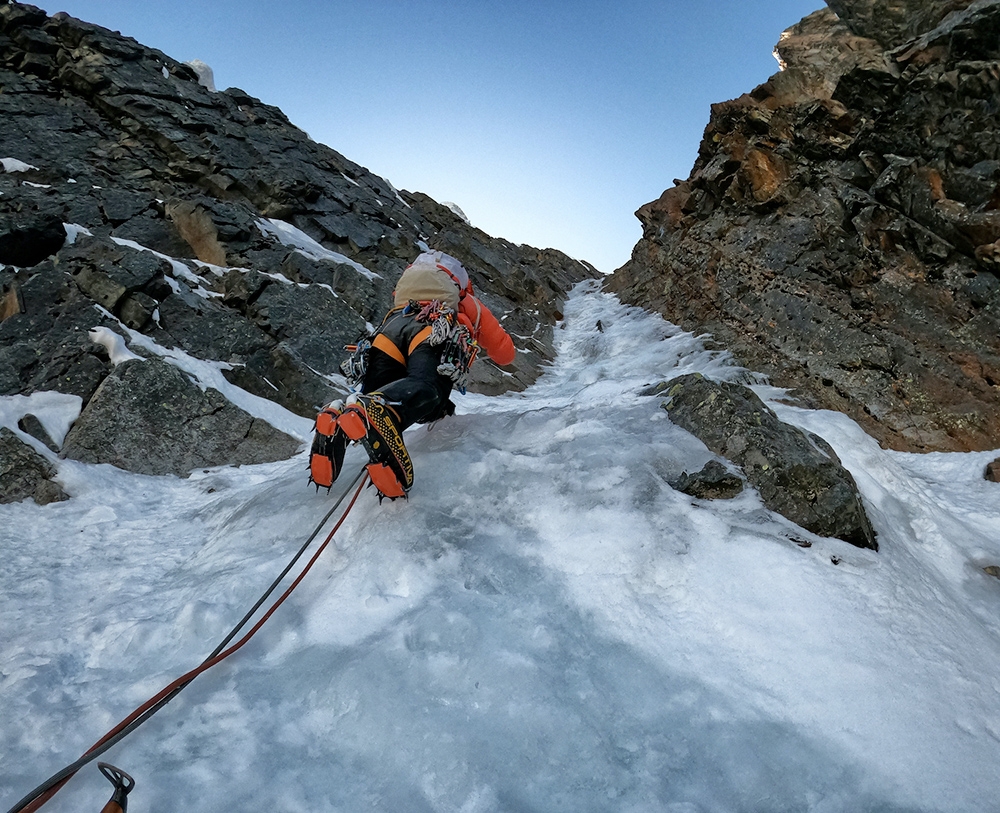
[362,343,454,430]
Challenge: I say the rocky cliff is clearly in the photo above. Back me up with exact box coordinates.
[0,2,599,475]
[609,0,1000,453]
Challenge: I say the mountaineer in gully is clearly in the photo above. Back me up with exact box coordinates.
[309,250,515,499]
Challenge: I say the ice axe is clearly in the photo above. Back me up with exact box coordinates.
[97,764,134,813]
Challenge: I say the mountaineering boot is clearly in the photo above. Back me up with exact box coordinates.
[336,393,413,499]
[309,401,347,489]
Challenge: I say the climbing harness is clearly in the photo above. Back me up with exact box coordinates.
[5,468,369,813]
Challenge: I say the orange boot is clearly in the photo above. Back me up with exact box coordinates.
[337,393,413,499]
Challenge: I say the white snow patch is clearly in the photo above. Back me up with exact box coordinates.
[63,223,93,246]
[184,59,216,91]
[255,217,380,280]
[88,327,144,365]
[191,260,231,277]
[442,201,471,225]
[0,391,82,448]
[1,157,39,173]
[384,177,411,209]
[110,236,221,299]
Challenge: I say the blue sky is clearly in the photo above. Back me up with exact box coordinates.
[36,0,823,272]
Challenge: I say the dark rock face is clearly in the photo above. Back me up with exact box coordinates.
[661,374,878,549]
[609,0,1000,453]
[0,426,69,504]
[60,357,302,476]
[825,0,979,49]
[0,2,599,460]
[0,259,114,402]
[0,212,65,267]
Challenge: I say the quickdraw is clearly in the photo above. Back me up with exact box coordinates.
[434,327,478,394]
[412,300,479,393]
[339,337,371,389]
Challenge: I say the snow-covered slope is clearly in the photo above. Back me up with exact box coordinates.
[2,282,999,812]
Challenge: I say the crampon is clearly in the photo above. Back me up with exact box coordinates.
[309,394,413,501]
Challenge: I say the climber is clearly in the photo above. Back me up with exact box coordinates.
[309,250,515,499]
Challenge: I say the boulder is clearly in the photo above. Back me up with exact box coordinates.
[0,261,114,401]
[60,356,302,476]
[672,460,745,500]
[661,374,878,550]
[247,281,367,374]
[771,8,890,101]
[17,412,58,451]
[825,0,979,49]
[986,458,1000,483]
[55,236,169,313]
[0,426,69,504]
[147,288,340,417]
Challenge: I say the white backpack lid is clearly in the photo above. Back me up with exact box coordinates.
[409,250,469,292]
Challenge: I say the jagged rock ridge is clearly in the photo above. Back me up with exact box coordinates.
[609,0,1000,453]
[0,2,599,478]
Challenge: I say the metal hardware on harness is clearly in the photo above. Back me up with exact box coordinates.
[341,301,479,392]
[410,301,479,392]
[340,337,372,388]
[436,328,478,393]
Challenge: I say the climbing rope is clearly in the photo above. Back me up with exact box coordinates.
[6,467,370,813]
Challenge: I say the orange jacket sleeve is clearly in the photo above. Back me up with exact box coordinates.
[460,296,516,366]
